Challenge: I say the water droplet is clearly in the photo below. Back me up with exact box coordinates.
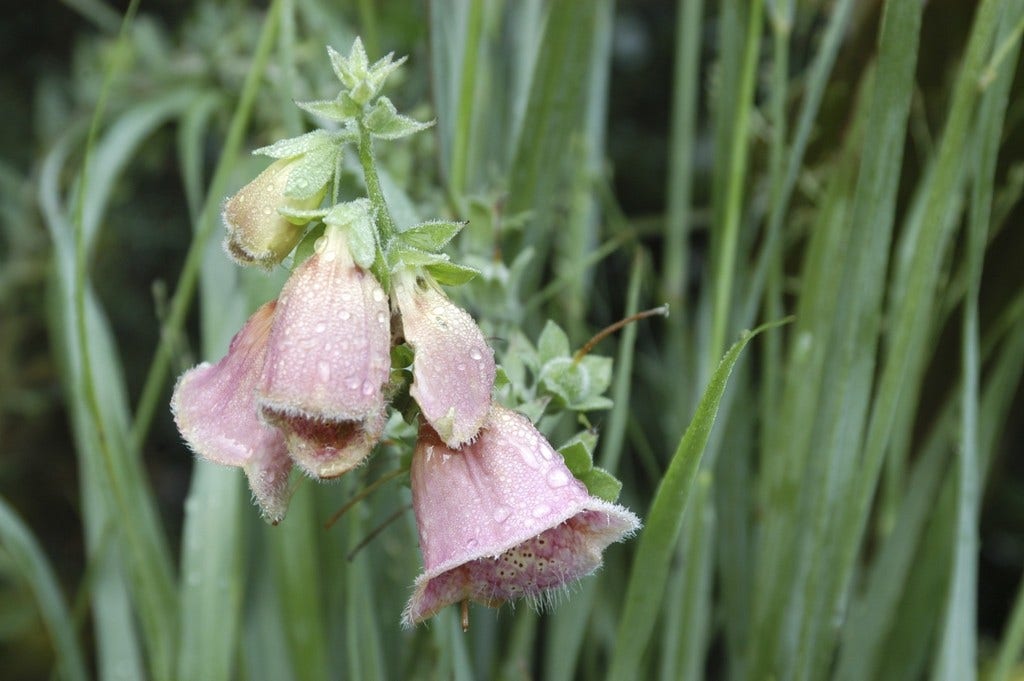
[262,206,273,216]
[457,363,466,371]
[314,237,327,253]
[520,448,541,469]
[323,249,337,262]
[538,445,553,461]
[532,504,551,519]
[372,288,385,302]
[361,380,376,396]
[547,469,569,488]
[315,322,326,333]
[339,310,351,320]
[346,376,361,390]
[467,538,479,549]
[377,311,387,325]
[470,349,483,361]
[493,505,511,523]
[317,361,331,382]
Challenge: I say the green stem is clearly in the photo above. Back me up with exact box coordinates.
[130,0,282,452]
[358,119,398,287]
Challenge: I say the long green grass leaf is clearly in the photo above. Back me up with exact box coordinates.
[608,319,787,679]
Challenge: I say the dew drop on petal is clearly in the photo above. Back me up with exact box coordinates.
[317,361,331,382]
[339,310,351,320]
[493,505,512,523]
[372,288,385,303]
[532,504,551,518]
[346,376,361,390]
[547,468,570,488]
[470,349,483,361]
[361,380,376,396]
[315,322,326,333]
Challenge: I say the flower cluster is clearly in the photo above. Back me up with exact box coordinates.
[172,39,639,627]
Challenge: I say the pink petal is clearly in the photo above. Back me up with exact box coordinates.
[394,273,495,447]
[403,406,640,626]
[257,226,391,477]
[171,301,294,521]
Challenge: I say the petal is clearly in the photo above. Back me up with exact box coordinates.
[394,273,495,447]
[403,406,640,626]
[258,225,391,424]
[262,408,385,479]
[171,301,295,521]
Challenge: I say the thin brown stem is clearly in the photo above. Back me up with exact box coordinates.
[573,305,670,363]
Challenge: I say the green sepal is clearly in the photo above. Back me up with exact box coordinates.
[253,129,338,158]
[291,223,326,268]
[425,261,479,286]
[364,96,434,140]
[397,219,467,252]
[284,145,338,199]
[328,41,368,90]
[324,199,376,269]
[277,206,329,225]
[578,467,623,502]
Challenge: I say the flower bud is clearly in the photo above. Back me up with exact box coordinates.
[222,158,322,269]
[393,272,495,447]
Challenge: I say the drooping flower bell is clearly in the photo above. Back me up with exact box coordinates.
[222,157,324,269]
[257,224,392,479]
[403,405,640,627]
[393,271,495,447]
[171,301,294,522]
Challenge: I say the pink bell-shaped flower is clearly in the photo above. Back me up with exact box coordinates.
[257,224,391,479]
[222,158,323,269]
[403,405,640,627]
[393,271,495,447]
[171,301,293,522]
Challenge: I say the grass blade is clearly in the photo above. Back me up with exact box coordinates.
[608,319,787,679]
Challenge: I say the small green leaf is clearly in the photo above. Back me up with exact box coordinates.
[538,321,571,364]
[398,220,467,252]
[365,96,435,140]
[580,355,613,397]
[559,441,594,477]
[389,245,449,268]
[425,261,479,286]
[296,95,362,122]
[253,130,336,158]
[277,206,328,225]
[579,468,623,503]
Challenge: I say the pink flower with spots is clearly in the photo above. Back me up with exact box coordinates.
[393,271,495,447]
[257,224,392,479]
[403,405,640,627]
[171,301,293,522]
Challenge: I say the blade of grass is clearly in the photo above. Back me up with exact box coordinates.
[990,565,1024,681]
[935,5,1015,679]
[0,496,89,681]
[608,319,788,679]
[748,0,922,674]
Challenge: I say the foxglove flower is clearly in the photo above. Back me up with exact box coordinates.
[223,158,323,269]
[171,301,293,522]
[403,405,640,627]
[257,224,391,478]
[393,271,495,447]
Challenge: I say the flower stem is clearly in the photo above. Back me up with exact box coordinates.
[357,120,398,285]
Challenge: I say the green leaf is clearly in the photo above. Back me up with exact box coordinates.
[296,95,362,122]
[324,199,376,268]
[537,320,571,364]
[579,467,622,503]
[559,441,594,477]
[398,219,467,252]
[425,260,479,285]
[364,96,435,140]
[608,320,787,680]
[0,496,89,681]
[253,129,338,158]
